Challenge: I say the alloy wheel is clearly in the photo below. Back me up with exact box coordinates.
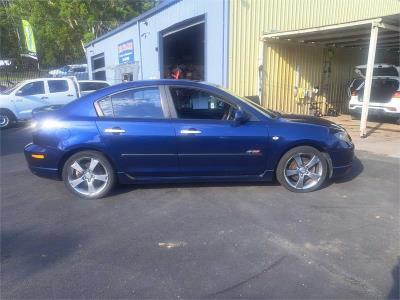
[283,153,323,190]
[67,157,109,197]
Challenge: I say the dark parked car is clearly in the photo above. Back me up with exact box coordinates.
[25,80,354,199]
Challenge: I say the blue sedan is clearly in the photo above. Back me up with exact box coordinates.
[24,80,354,199]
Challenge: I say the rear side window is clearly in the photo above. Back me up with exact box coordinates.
[97,87,164,119]
[98,97,114,117]
[48,80,69,93]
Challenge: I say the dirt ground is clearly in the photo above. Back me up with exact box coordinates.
[324,115,400,158]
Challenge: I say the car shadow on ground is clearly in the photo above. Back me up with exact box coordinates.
[387,259,400,299]
[108,180,280,197]
[331,155,364,184]
[1,229,84,278]
[108,156,364,198]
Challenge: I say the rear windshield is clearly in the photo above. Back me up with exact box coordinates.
[357,79,399,90]
[356,67,399,77]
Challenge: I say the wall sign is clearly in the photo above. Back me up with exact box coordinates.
[118,40,134,64]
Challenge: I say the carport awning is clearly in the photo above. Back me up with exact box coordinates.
[262,14,400,51]
[260,14,400,138]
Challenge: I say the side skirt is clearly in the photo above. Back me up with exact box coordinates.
[117,170,275,185]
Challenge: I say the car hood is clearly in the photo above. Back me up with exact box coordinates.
[280,114,343,130]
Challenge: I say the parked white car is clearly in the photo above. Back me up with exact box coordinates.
[0,77,80,128]
[348,64,400,124]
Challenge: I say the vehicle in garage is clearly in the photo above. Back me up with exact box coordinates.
[349,64,400,123]
[24,80,354,199]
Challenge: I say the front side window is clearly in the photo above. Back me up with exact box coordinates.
[48,80,69,93]
[97,87,164,119]
[169,87,237,120]
[18,81,45,96]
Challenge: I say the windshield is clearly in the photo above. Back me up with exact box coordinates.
[1,82,23,95]
[220,87,280,118]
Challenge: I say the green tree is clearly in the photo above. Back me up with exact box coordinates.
[1,0,156,68]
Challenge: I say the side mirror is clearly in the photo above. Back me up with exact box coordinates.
[234,110,249,125]
[15,90,23,96]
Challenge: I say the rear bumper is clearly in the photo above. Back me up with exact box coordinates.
[24,143,63,180]
[349,106,400,117]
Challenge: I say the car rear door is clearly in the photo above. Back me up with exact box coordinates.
[166,86,269,176]
[47,79,78,104]
[95,85,179,177]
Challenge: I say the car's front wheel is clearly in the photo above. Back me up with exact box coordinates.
[62,151,115,199]
[276,146,328,193]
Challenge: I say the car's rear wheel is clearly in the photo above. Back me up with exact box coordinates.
[62,151,115,199]
[276,146,328,193]
[0,109,15,129]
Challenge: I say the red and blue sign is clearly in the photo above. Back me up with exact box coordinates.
[118,40,134,64]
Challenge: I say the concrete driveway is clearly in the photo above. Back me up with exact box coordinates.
[1,125,399,299]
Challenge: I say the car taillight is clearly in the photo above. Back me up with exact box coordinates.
[393,91,400,98]
[351,91,358,96]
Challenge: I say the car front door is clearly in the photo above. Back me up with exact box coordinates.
[47,79,77,104]
[166,86,269,176]
[14,80,48,119]
[95,86,179,177]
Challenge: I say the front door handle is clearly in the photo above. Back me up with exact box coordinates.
[41,96,48,100]
[67,94,74,97]
[105,127,126,134]
[180,129,202,135]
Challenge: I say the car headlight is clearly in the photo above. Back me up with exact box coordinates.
[334,131,352,144]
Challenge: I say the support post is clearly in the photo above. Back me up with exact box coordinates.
[360,22,379,137]
[258,38,265,106]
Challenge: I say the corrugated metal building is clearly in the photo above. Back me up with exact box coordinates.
[229,0,400,114]
[85,0,400,114]
[85,0,229,86]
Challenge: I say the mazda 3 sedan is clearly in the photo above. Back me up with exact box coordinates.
[25,80,354,199]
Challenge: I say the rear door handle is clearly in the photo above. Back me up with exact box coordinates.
[105,127,126,134]
[180,129,202,134]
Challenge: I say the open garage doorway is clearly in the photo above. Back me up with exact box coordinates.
[160,16,205,80]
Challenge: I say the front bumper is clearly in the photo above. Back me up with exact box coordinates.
[328,143,355,179]
[24,143,63,180]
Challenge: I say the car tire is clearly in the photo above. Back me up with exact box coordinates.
[62,151,115,199]
[0,109,15,129]
[276,146,328,193]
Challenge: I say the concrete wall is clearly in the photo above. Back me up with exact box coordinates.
[86,0,228,86]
